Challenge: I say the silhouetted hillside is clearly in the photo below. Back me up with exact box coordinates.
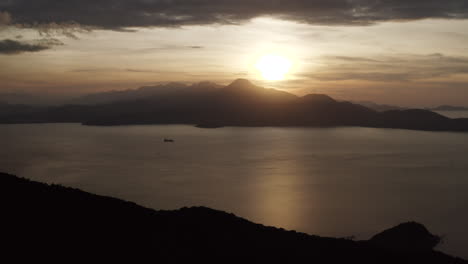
[370,222,441,251]
[354,101,406,112]
[0,92,70,105]
[1,172,466,263]
[2,79,468,132]
[375,109,468,131]
[0,102,45,123]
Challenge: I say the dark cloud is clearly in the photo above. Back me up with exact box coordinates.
[159,45,204,50]
[328,56,384,63]
[136,45,205,53]
[306,53,468,82]
[70,68,180,74]
[0,39,49,54]
[1,0,468,30]
[31,22,90,39]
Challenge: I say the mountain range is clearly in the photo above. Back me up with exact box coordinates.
[2,79,468,132]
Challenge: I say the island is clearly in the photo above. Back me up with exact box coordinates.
[2,79,468,133]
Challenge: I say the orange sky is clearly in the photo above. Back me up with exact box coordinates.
[1,16,468,107]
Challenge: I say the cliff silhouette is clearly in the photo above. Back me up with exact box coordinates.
[1,172,466,263]
[2,79,468,132]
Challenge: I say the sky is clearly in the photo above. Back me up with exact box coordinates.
[1,0,468,107]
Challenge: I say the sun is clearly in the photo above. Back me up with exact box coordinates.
[256,54,292,81]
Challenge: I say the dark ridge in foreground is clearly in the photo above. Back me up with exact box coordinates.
[1,172,466,263]
[2,79,468,132]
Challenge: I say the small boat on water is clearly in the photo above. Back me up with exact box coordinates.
[163,138,175,143]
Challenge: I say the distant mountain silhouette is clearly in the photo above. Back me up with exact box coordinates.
[2,79,468,132]
[0,102,44,123]
[430,105,468,111]
[0,92,72,106]
[1,172,466,263]
[0,92,44,105]
[71,81,223,105]
[354,101,406,112]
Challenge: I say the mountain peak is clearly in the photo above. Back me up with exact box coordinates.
[227,79,256,89]
[190,81,223,90]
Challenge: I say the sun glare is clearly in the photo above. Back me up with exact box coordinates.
[255,54,292,81]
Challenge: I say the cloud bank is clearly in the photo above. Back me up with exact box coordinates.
[1,0,468,30]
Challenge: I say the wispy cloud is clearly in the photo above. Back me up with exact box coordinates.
[137,45,205,53]
[306,53,468,82]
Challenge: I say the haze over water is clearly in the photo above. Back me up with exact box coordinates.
[2,123,468,257]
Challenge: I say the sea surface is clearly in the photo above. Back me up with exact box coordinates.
[1,123,468,257]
